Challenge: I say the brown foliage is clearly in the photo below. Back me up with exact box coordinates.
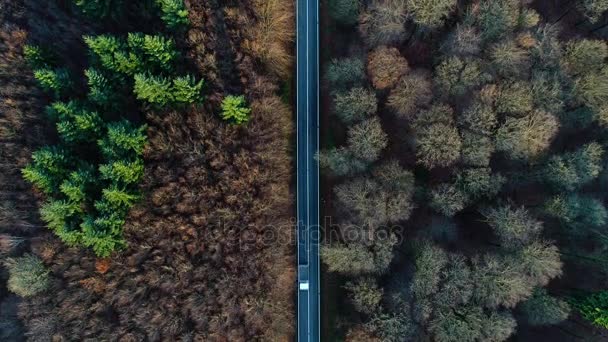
[94,259,110,274]
[367,45,409,90]
[243,0,295,77]
[18,100,294,341]
[4,0,295,340]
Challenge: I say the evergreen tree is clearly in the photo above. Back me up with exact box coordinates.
[101,185,139,211]
[133,73,174,106]
[80,213,126,257]
[39,199,82,234]
[23,45,56,69]
[22,146,71,195]
[157,0,190,29]
[172,75,204,104]
[570,291,608,329]
[84,35,139,75]
[99,159,145,185]
[60,165,96,204]
[74,0,124,19]
[98,120,147,160]
[85,68,118,108]
[127,33,178,73]
[47,101,104,143]
[33,68,73,97]
[221,95,252,124]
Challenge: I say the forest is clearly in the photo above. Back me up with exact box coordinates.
[1,0,295,340]
[5,0,608,341]
[321,0,608,341]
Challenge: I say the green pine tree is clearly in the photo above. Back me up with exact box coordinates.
[99,159,145,185]
[33,68,73,97]
[98,120,147,160]
[22,146,71,195]
[221,95,252,124]
[171,75,204,104]
[157,0,190,29]
[133,73,173,106]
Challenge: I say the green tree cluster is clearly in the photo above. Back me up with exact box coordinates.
[570,291,608,328]
[156,0,190,29]
[220,95,252,124]
[74,0,124,20]
[74,0,189,30]
[22,41,158,257]
[85,33,204,107]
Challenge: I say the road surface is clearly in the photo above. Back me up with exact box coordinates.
[296,0,319,341]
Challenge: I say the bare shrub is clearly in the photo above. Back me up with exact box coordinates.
[244,0,295,77]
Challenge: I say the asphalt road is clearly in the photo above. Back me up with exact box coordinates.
[296,0,319,341]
